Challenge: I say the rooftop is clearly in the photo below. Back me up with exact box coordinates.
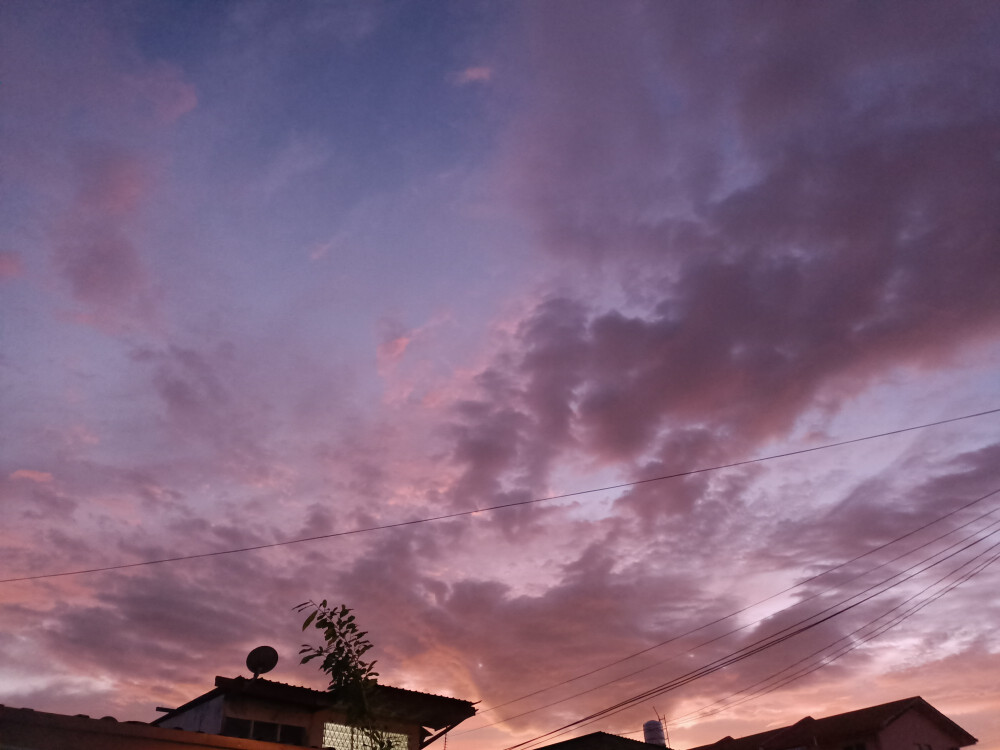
[152,676,477,731]
[532,730,663,750]
[688,697,977,750]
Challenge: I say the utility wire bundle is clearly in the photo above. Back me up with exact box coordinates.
[467,486,1000,750]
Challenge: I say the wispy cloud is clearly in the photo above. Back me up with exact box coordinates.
[455,66,493,85]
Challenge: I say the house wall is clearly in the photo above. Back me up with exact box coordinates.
[813,733,877,750]
[158,694,226,734]
[223,694,316,739]
[162,695,422,750]
[304,706,420,750]
[878,710,967,750]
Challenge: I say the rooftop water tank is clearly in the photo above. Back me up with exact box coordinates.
[644,719,666,747]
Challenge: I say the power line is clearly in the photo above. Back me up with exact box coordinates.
[503,502,1000,750]
[616,538,1000,739]
[2,406,997,584]
[460,486,1000,732]
[669,537,1000,727]
[510,537,1000,750]
[679,535,1000,721]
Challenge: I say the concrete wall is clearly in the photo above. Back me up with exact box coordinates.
[157,694,226,735]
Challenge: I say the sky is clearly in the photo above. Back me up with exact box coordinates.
[2,1,1000,749]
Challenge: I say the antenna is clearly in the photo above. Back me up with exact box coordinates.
[246,645,279,679]
[652,706,670,749]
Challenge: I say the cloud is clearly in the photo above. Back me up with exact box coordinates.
[0,1,197,184]
[9,469,54,484]
[379,335,412,367]
[494,1,1000,467]
[129,343,282,486]
[1,3,199,334]
[2,4,999,749]
[383,5,1000,738]
[455,66,493,85]
[50,145,158,331]
[377,318,415,374]
[0,252,22,280]
[123,61,198,124]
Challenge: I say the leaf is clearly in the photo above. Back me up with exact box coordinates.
[302,610,318,630]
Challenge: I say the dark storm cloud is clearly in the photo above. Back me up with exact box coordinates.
[495,1,1000,469]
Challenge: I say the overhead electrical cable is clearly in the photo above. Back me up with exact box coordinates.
[3,406,997,585]
[665,536,1000,726]
[508,529,1000,750]
[670,531,1000,722]
[460,486,1000,731]
[586,540,1000,743]
[672,539,1000,727]
[585,536,1000,742]
[513,541,1000,750]
[515,523,1000,748]
[503,515,1000,750]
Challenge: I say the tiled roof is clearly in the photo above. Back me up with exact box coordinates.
[687,697,977,750]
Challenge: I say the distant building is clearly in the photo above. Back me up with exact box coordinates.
[0,674,476,749]
[686,697,977,750]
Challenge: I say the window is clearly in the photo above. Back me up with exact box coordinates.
[221,716,307,746]
[322,722,409,750]
[222,717,252,738]
[253,721,279,742]
[282,725,307,745]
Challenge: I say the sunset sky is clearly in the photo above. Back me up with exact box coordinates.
[2,2,1000,749]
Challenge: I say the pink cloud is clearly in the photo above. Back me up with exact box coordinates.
[455,66,493,85]
[9,470,54,484]
[2,5,998,750]
[378,335,413,372]
[56,228,145,306]
[0,252,23,280]
[493,1,1000,467]
[123,62,198,124]
[72,147,150,216]
[0,2,196,188]
[50,145,158,331]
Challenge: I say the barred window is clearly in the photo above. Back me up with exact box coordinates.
[322,722,408,750]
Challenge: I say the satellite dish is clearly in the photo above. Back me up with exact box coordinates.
[246,645,279,679]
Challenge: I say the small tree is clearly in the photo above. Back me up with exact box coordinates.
[295,600,395,750]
